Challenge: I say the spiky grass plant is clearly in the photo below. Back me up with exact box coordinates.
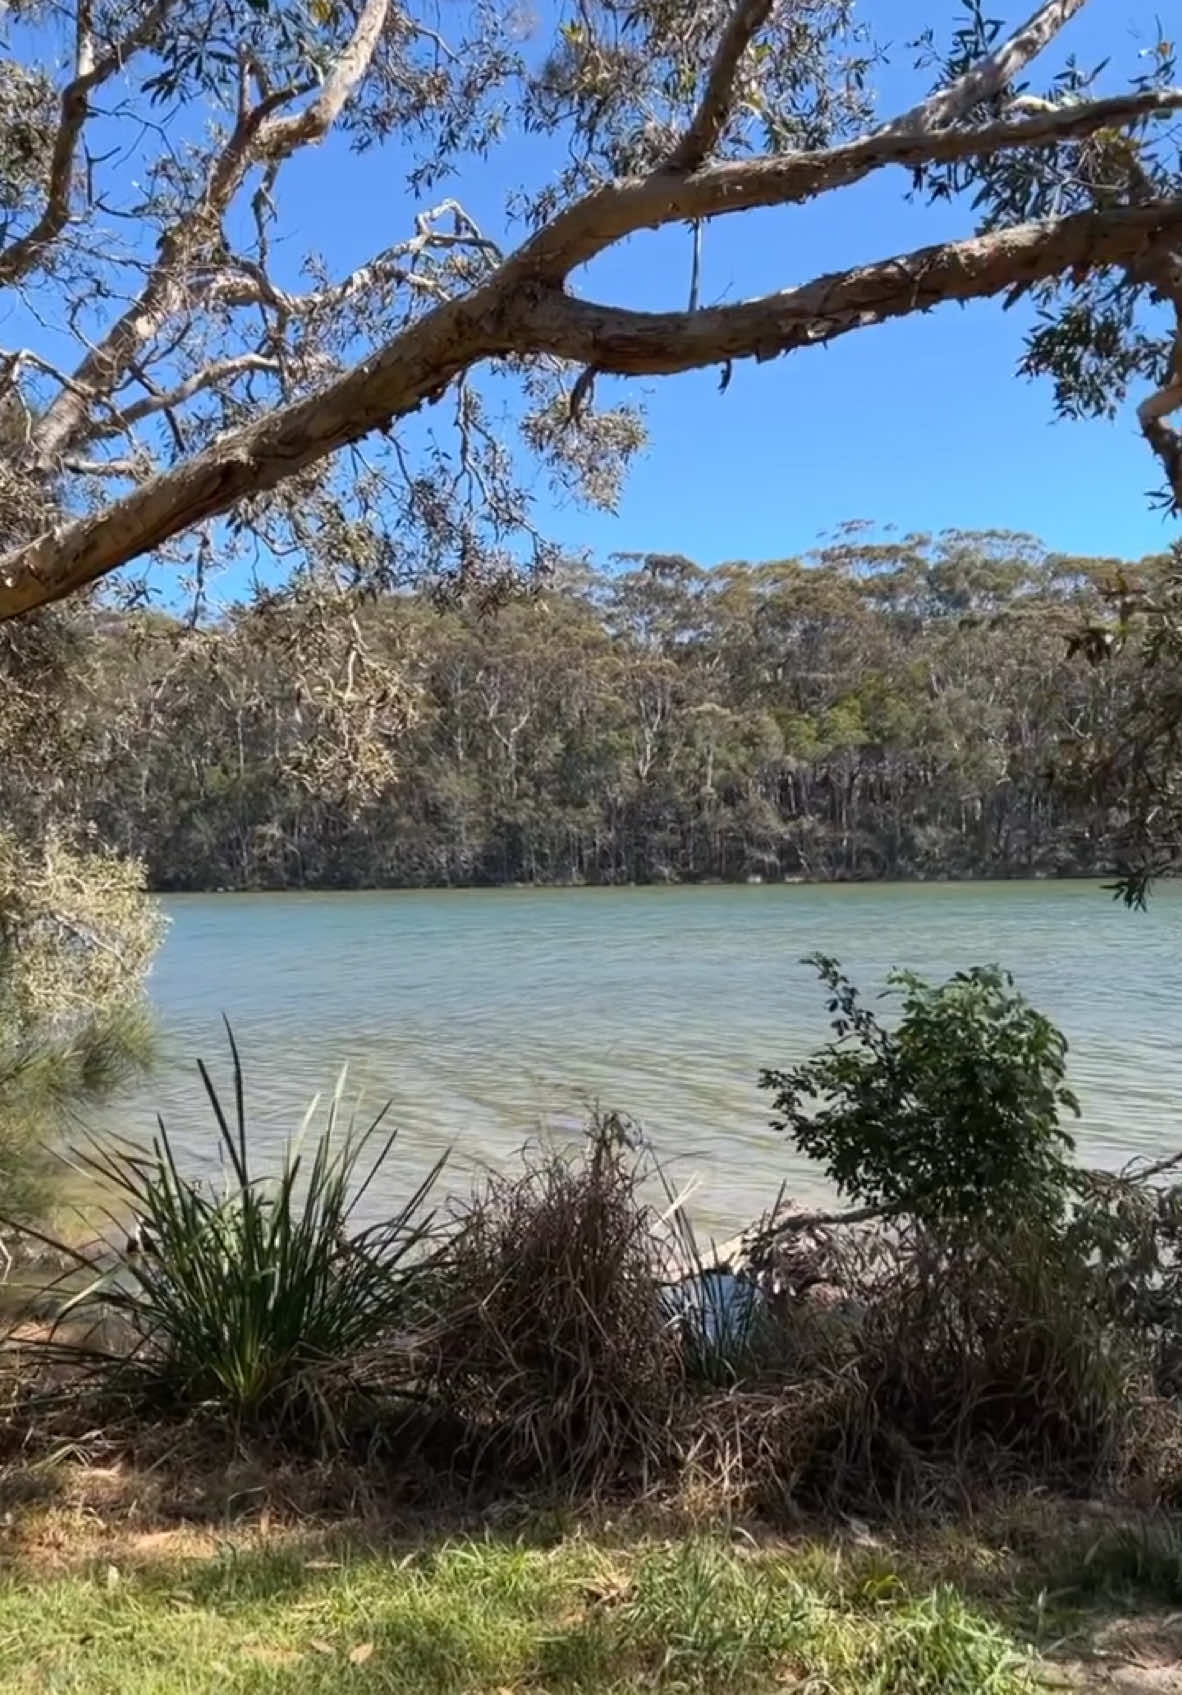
[13,1028,446,1441]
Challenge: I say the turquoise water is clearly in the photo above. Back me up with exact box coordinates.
[99,881,1182,1237]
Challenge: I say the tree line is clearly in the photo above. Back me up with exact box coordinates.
[1,528,1166,892]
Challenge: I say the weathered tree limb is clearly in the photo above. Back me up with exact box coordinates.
[514,202,1182,375]
[0,0,1180,619]
[1138,303,1182,508]
[28,0,393,464]
[666,0,776,173]
[253,0,391,158]
[0,289,504,616]
[4,197,1182,618]
[513,85,1182,281]
[889,0,1090,133]
[209,202,500,317]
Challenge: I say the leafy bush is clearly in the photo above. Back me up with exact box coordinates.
[26,1032,445,1441]
[426,1113,681,1487]
[761,956,1079,1229]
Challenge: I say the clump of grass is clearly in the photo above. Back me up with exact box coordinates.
[425,1112,682,1488]
[1050,1519,1182,1606]
[13,1028,446,1444]
[824,1224,1139,1488]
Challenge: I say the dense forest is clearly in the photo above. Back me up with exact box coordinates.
[1,529,1169,892]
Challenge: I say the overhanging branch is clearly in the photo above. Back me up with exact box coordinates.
[0,288,507,618]
[512,84,1182,281]
[4,199,1182,621]
[512,200,1182,375]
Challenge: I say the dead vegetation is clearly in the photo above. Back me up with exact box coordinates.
[6,1110,1182,1530]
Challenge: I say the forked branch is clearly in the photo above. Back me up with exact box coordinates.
[4,197,1182,618]
[0,0,172,288]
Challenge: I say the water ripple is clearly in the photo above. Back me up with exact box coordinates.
[93,882,1182,1238]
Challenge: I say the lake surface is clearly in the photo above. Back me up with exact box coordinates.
[97,882,1182,1238]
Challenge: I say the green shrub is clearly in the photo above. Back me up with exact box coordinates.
[26,1030,446,1441]
[761,955,1078,1229]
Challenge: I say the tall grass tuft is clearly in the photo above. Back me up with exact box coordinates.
[425,1111,682,1488]
[16,1026,446,1442]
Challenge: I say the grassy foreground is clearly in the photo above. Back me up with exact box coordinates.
[0,1529,1035,1695]
[4,1492,1182,1695]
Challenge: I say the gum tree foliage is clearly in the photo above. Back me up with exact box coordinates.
[0,829,164,1221]
[0,0,1174,627]
[1057,541,1182,904]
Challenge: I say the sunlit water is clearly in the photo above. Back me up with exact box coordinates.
[93,882,1182,1239]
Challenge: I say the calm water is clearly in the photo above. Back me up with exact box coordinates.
[96,882,1182,1238]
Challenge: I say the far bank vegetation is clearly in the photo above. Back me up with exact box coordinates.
[2,529,1172,892]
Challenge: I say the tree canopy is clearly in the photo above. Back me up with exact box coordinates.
[0,0,1177,618]
[2,528,1168,891]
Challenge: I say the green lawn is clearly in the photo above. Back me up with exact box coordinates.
[0,1531,1040,1694]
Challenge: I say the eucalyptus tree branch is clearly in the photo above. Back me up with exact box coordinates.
[666,0,776,173]
[887,0,1091,133]
[211,203,499,321]
[62,455,150,478]
[1138,300,1182,508]
[252,0,392,158]
[0,284,500,617]
[514,200,1182,373]
[5,197,1182,618]
[27,0,392,465]
[87,354,282,441]
[1,0,1181,618]
[514,83,1182,281]
[0,0,172,288]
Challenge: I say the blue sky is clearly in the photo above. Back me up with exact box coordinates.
[273,0,1179,571]
[8,0,1178,598]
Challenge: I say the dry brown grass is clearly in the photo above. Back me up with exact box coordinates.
[423,1117,684,1490]
[7,1118,1182,1532]
[672,1221,1182,1520]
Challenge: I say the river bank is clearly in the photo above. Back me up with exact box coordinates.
[7,996,1182,1694]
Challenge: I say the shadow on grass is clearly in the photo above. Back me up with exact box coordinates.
[7,1444,1182,1692]
[0,1525,1049,1695]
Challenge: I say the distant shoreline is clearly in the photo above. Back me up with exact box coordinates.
[148,868,1118,895]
